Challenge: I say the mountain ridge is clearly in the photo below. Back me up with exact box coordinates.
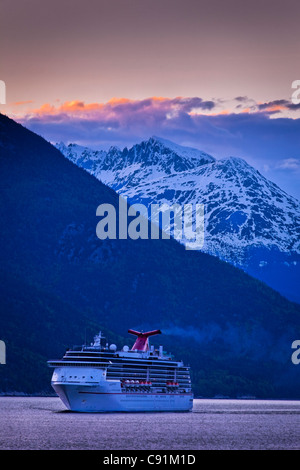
[56,137,300,302]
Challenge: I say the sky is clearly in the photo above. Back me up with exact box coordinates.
[0,0,300,198]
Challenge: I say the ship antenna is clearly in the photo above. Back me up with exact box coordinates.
[91,331,105,348]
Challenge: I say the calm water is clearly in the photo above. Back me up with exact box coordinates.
[0,397,299,450]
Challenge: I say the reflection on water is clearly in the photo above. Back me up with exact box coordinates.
[0,397,299,450]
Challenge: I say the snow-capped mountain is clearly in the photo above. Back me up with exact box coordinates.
[55,142,106,173]
[56,137,300,303]
[57,137,215,188]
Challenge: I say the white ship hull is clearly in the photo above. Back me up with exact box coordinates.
[52,383,193,412]
[51,367,193,412]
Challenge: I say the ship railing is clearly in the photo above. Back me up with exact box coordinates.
[47,360,111,367]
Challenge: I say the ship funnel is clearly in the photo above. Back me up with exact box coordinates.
[128,329,161,351]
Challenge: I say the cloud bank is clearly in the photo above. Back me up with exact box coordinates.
[14,95,300,199]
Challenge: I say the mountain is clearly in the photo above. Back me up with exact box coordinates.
[56,136,215,181]
[56,137,300,303]
[1,113,300,398]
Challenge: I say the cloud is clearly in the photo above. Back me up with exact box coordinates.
[16,96,300,157]
[26,96,216,120]
[17,96,219,147]
[13,95,300,199]
[232,97,300,115]
[12,100,34,106]
[276,158,300,171]
[257,99,300,114]
[14,94,300,161]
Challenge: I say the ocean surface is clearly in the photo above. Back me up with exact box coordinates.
[0,397,299,450]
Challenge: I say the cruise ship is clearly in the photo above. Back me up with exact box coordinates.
[48,329,193,412]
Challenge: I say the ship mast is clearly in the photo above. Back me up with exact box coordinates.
[91,331,106,348]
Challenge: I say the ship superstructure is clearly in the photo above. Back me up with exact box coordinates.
[48,329,193,412]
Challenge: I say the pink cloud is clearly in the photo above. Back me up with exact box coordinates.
[15,95,300,166]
